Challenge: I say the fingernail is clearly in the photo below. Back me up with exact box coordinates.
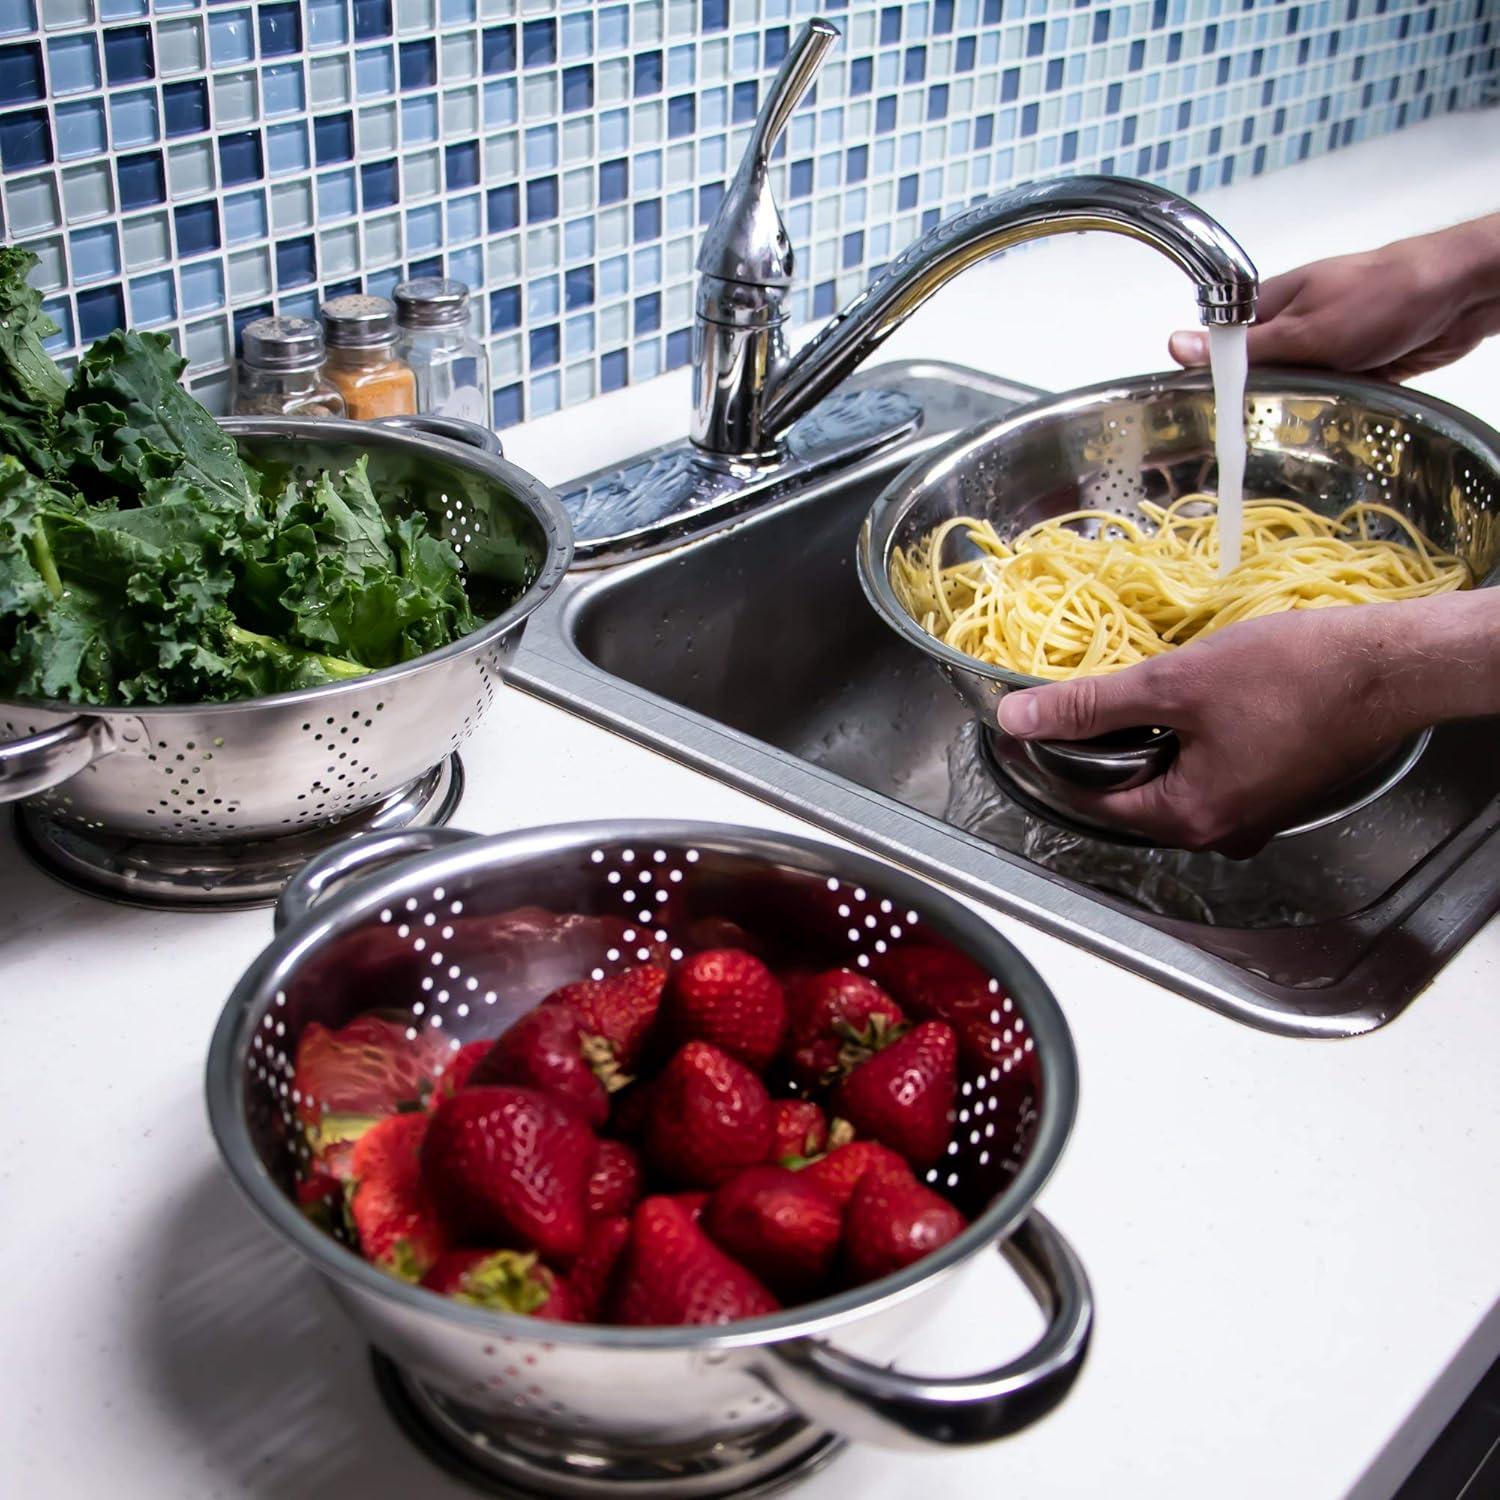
[998,693,1038,736]
[1171,331,1208,365]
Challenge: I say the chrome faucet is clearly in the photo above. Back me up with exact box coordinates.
[693,17,1259,462]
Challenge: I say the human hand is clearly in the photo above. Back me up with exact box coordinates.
[1168,214,1500,382]
[994,605,1427,857]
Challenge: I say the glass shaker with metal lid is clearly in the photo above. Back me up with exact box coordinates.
[393,278,491,426]
[231,315,346,417]
[320,294,418,420]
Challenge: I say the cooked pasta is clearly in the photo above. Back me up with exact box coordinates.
[890,496,1469,681]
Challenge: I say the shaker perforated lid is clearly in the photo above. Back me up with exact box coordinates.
[321,294,400,348]
[241,315,325,371]
[393,278,471,328]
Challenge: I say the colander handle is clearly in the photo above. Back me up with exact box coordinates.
[371,414,504,457]
[761,1209,1091,1449]
[275,826,479,931]
[0,716,131,802]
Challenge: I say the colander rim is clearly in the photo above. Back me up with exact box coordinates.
[0,415,575,719]
[205,819,1080,1351]
[857,364,1500,693]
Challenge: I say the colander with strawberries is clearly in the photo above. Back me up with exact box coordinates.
[208,820,1090,1497]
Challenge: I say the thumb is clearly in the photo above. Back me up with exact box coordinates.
[997,671,1156,741]
[1168,330,1208,366]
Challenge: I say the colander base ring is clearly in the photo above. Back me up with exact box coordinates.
[371,1350,846,1499]
[16,753,464,910]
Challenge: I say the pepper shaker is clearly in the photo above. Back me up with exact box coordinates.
[393,278,491,427]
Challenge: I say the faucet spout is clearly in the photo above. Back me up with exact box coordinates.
[758,175,1258,442]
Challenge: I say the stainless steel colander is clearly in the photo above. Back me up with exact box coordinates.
[207,821,1089,1498]
[860,369,1500,841]
[0,417,571,903]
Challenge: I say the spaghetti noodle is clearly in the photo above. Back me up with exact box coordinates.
[890,497,1469,681]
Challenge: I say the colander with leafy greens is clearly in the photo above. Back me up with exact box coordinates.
[0,247,505,707]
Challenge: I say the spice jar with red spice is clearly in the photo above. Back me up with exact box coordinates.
[319,295,418,420]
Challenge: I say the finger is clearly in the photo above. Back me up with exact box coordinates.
[997,667,1163,741]
[1168,330,1209,366]
[1171,271,1303,368]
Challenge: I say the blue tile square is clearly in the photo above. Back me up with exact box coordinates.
[0,0,35,39]
[130,270,175,327]
[492,382,523,428]
[598,156,627,204]
[263,63,305,116]
[764,27,787,66]
[71,224,120,283]
[931,0,954,35]
[175,200,220,255]
[956,35,975,71]
[633,291,659,335]
[668,93,694,137]
[441,0,474,23]
[665,327,690,371]
[281,289,322,321]
[400,38,435,90]
[897,173,917,210]
[104,24,154,84]
[1027,20,1045,57]
[352,0,390,41]
[361,157,398,208]
[259,1,300,57]
[490,284,520,332]
[522,18,555,67]
[218,130,263,185]
[447,191,480,242]
[314,111,354,164]
[318,167,356,219]
[48,36,99,96]
[101,0,147,18]
[223,189,266,243]
[701,0,726,32]
[445,139,479,190]
[111,88,158,148]
[633,49,660,94]
[632,197,660,241]
[789,158,813,197]
[54,99,104,160]
[927,83,948,120]
[697,180,723,224]
[0,41,43,102]
[77,283,126,342]
[163,79,209,136]
[42,297,73,354]
[210,10,254,68]
[357,45,394,97]
[526,174,557,222]
[599,107,627,153]
[448,244,482,291]
[0,107,50,172]
[483,23,515,74]
[487,181,518,231]
[276,234,316,288]
[180,257,224,313]
[484,76,517,126]
[879,6,900,44]
[308,0,348,49]
[117,149,165,208]
[973,113,994,150]
[563,63,592,111]
[732,80,757,122]
[564,264,593,310]
[527,275,558,321]
[848,57,871,96]
[402,93,437,142]
[875,95,896,132]
[407,202,440,252]
[267,121,309,174]
[600,348,626,393]
[903,46,925,84]
[598,6,627,52]
[561,10,591,59]
[529,323,559,368]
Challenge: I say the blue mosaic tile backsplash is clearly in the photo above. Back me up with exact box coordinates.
[1,0,1495,427]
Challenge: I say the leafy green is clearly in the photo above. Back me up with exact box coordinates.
[0,255,523,708]
[0,248,69,475]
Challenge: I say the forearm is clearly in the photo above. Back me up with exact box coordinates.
[1365,588,1500,732]
[1418,213,1500,320]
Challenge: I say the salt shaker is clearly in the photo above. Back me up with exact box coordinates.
[231,316,346,418]
[393,278,491,426]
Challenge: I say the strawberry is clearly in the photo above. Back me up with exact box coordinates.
[644,1042,774,1188]
[784,969,906,1086]
[421,1248,578,1321]
[664,949,787,1072]
[768,1099,829,1163]
[833,1020,957,1169]
[586,1138,643,1219]
[703,1166,843,1299]
[797,1140,908,1208]
[294,1014,448,1156]
[874,945,1018,1074]
[607,1077,655,1141]
[671,1191,709,1221]
[347,1113,447,1281]
[421,1086,595,1260]
[437,1039,493,1096]
[548,964,667,1084]
[844,1166,967,1286]
[468,1004,609,1127]
[612,1196,780,1326]
[566,1214,631,1321]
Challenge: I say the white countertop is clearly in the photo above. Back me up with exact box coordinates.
[4,109,1500,1500]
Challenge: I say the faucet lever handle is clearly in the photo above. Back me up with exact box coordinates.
[747,18,840,172]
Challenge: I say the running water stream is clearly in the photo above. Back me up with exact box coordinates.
[1209,323,1249,576]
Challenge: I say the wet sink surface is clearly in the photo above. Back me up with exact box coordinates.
[514,360,1500,1037]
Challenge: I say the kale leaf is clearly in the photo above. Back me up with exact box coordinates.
[0,248,69,476]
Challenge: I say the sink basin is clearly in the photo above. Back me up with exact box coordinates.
[513,360,1500,1037]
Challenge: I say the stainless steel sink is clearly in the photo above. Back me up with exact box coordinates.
[513,360,1500,1038]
